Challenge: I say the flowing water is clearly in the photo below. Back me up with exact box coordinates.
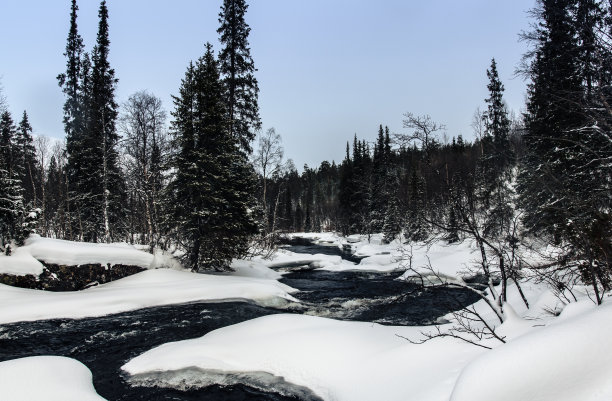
[0,244,478,400]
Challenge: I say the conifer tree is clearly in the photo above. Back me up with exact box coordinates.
[0,112,24,248]
[371,125,387,232]
[167,43,258,271]
[480,58,514,237]
[16,111,38,207]
[87,0,125,242]
[519,0,584,236]
[519,0,611,301]
[57,0,85,153]
[57,0,85,240]
[406,168,427,241]
[217,0,260,155]
[338,142,353,235]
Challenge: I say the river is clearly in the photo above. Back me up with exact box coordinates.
[0,244,478,400]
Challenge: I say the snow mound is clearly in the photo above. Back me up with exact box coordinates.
[0,356,106,401]
[0,245,45,276]
[0,269,298,324]
[399,240,477,281]
[450,302,612,401]
[24,235,157,268]
[123,313,480,401]
[0,235,182,277]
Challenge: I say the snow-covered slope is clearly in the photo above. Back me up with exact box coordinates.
[123,299,612,401]
[451,300,612,401]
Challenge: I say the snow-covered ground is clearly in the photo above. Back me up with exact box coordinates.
[123,233,612,401]
[1,233,611,401]
[0,356,106,401]
[122,297,612,401]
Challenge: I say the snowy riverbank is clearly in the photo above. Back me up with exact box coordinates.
[1,233,610,401]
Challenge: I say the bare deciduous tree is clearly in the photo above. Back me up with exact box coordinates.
[119,91,168,251]
[253,127,284,235]
[394,112,445,163]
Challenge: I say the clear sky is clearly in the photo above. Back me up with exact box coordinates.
[0,0,535,169]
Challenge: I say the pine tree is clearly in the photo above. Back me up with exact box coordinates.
[217,0,261,155]
[371,125,387,232]
[167,43,258,271]
[484,58,512,171]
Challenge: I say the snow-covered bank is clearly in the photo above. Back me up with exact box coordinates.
[0,235,176,277]
[121,233,612,401]
[122,314,481,401]
[281,232,478,276]
[0,356,106,401]
[0,268,298,324]
[451,300,612,401]
[123,298,612,401]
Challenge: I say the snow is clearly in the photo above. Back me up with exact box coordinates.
[122,314,481,401]
[2,232,611,401]
[450,301,612,401]
[0,268,298,324]
[0,234,179,276]
[0,356,106,401]
[123,295,612,401]
[0,244,45,275]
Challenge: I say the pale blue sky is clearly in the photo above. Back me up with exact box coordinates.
[0,0,534,168]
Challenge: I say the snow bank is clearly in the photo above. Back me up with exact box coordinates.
[265,249,350,271]
[451,301,612,401]
[0,245,45,276]
[0,235,180,277]
[398,240,478,282]
[285,232,343,246]
[24,235,156,268]
[122,313,481,401]
[0,268,298,324]
[0,356,106,401]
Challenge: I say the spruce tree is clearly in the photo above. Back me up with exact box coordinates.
[480,58,514,237]
[519,0,584,236]
[371,125,387,232]
[15,111,37,207]
[217,0,261,155]
[519,0,611,300]
[58,0,85,240]
[167,44,258,271]
[0,112,24,247]
[88,0,125,242]
[57,0,85,153]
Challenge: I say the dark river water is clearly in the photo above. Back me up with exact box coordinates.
[0,244,478,400]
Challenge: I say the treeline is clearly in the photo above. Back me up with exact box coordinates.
[255,0,611,300]
[257,118,517,239]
